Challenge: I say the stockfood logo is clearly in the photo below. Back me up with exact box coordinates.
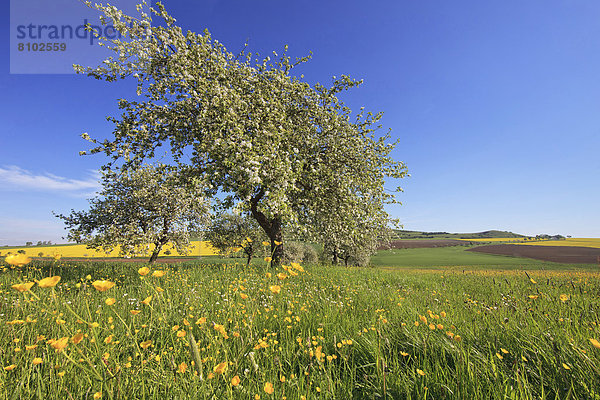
[10,0,143,74]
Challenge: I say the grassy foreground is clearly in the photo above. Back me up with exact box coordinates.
[1,260,600,399]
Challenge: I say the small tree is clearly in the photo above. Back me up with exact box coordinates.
[55,164,209,263]
[205,213,268,266]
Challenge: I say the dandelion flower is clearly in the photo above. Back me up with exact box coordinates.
[105,298,116,306]
[400,351,409,357]
[590,338,600,349]
[559,294,570,303]
[140,340,152,349]
[264,382,274,394]
[264,257,272,262]
[530,278,537,284]
[32,357,43,365]
[562,363,570,370]
[501,348,509,354]
[151,270,165,277]
[262,241,270,246]
[11,282,35,292]
[4,364,16,371]
[176,330,186,338]
[277,273,287,280]
[142,295,152,305]
[38,276,61,288]
[231,375,241,386]
[92,280,115,292]
[130,310,141,315]
[417,369,425,376]
[274,241,282,246]
[93,392,102,399]
[496,353,503,360]
[138,267,150,276]
[240,293,248,300]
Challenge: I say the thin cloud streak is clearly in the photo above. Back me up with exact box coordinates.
[0,165,100,192]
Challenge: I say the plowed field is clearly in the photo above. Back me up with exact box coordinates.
[468,244,600,264]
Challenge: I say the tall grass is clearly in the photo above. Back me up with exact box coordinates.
[1,260,599,399]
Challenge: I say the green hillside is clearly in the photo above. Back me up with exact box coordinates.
[391,229,527,240]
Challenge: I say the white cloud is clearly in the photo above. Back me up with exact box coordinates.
[0,165,100,192]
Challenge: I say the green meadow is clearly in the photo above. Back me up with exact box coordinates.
[2,257,600,399]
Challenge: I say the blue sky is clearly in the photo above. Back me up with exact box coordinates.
[1,0,599,245]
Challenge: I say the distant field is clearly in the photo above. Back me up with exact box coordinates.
[458,237,530,243]
[513,238,600,249]
[0,241,219,258]
[370,246,597,270]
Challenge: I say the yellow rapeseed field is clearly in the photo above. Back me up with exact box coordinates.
[0,241,219,258]
[513,238,600,249]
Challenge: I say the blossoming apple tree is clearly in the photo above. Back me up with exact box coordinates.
[76,2,407,266]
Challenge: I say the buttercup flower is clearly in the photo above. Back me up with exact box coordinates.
[38,276,61,288]
[269,285,281,294]
[92,280,115,292]
[11,282,35,292]
[5,253,31,267]
[213,362,227,375]
[264,382,274,394]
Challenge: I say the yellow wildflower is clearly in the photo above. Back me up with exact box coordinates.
[51,337,69,352]
[213,362,227,375]
[5,253,31,266]
[92,280,115,292]
[138,267,150,276]
[264,382,274,394]
[38,276,61,288]
[11,282,35,292]
[269,285,281,294]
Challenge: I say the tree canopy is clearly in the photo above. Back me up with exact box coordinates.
[76,2,408,265]
[55,164,209,263]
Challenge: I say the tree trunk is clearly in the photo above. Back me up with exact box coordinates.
[332,249,339,265]
[245,249,253,267]
[249,189,284,267]
[149,244,162,264]
[149,238,167,264]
